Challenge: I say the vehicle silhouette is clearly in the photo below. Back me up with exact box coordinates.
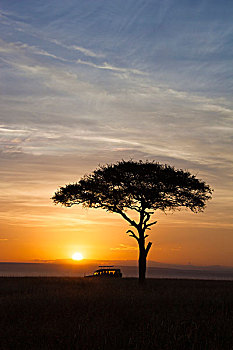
[85,265,122,278]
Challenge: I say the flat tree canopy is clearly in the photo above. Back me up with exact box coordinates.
[52,160,212,282]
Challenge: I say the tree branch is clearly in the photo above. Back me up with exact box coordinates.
[139,209,146,227]
[126,230,139,242]
[127,204,141,212]
[117,209,138,228]
[144,211,153,222]
[145,220,157,229]
[142,211,155,230]
[145,242,152,257]
[144,212,151,225]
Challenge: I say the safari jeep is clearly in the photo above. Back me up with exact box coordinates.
[85,266,122,278]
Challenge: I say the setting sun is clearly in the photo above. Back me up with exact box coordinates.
[72,252,84,261]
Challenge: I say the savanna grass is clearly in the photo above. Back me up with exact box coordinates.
[0,277,232,349]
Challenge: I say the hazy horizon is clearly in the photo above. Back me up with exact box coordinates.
[1,259,233,269]
[1,260,233,280]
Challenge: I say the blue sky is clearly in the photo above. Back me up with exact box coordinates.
[0,0,233,264]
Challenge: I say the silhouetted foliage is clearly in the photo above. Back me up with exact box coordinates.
[52,160,213,283]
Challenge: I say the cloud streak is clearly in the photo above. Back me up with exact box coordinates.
[50,39,104,58]
[76,59,146,76]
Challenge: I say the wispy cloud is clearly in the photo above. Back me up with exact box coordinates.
[50,39,104,58]
[171,246,182,251]
[110,244,137,251]
[0,38,71,62]
[76,59,146,75]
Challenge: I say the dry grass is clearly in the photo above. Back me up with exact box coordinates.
[0,277,232,349]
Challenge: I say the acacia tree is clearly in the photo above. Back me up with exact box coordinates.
[52,160,212,283]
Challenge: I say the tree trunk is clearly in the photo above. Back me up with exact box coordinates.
[138,238,152,284]
[138,246,147,284]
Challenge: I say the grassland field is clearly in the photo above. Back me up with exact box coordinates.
[0,277,232,350]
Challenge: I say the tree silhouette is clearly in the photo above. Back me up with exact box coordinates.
[52,160,212,283]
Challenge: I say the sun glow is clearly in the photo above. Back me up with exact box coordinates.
[72,252,84,261]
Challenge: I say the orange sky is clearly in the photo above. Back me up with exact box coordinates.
[1,153,232,266]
